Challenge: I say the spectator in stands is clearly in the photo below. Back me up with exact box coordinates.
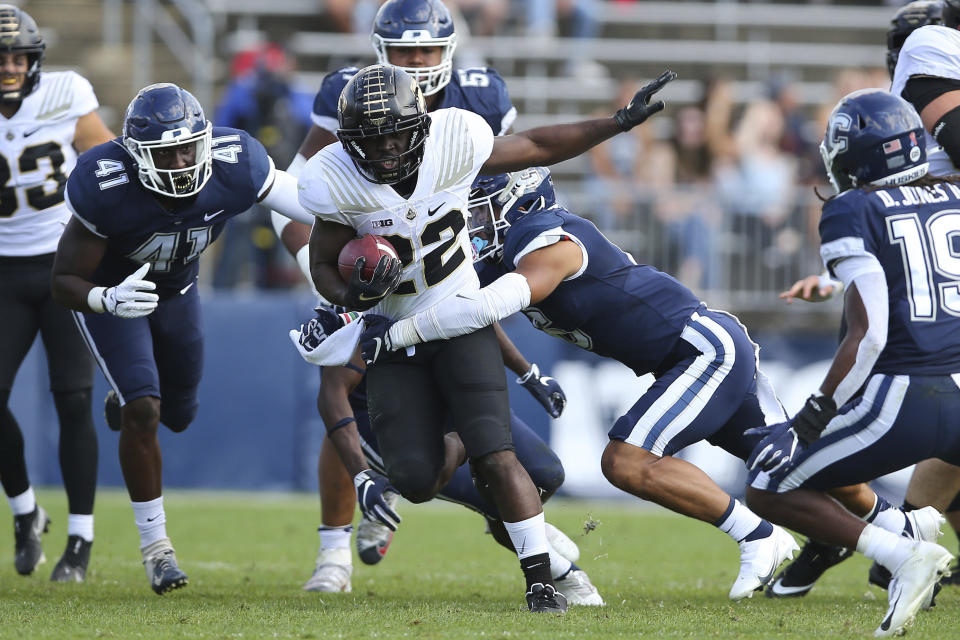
[714,99,798,289]
[211,43,314,289]
[450,0,510,37]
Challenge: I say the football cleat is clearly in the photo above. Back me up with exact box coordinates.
[104,389,121,431]
[303,548,352,592]
[545,522,580,563]
[730,525,799,600]
[874,541,952,637]
[869,506,945,592]
[50,535,92,583]
[13,505,50,575]
[554,568,604,606]
[765,539,854,598]
[356,490,399,565]
[142,538,188,595]
[526,582,568,613]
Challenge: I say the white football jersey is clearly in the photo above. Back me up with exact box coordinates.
[299,107,495,320]
[0,71,98,256]
[891,25,960,176]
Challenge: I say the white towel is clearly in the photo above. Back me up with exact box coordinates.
[289,317,363,367]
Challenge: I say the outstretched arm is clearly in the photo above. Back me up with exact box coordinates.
[482,71,676,174]
[385,240,582,349]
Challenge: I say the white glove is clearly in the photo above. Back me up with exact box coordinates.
[88,263,158,318]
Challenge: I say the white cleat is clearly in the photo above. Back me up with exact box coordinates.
[904,506,945,542]
[545,522,580,563]
[303,548,352,592]
[554,568,605,606]
[356,490,399,565]
[875,540,952,637]
[730,525,799,600]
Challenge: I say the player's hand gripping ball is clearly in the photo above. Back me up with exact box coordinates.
[337,234,400,282]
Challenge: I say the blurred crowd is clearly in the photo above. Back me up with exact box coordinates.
[206,2,895,299]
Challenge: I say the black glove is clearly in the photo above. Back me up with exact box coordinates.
[792,394,837,444]
[614,70,678,131]
[344,255,403,311]
[353,469,401,531]
[517,364,567,418]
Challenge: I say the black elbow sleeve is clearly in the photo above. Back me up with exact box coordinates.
[933,105,960,170]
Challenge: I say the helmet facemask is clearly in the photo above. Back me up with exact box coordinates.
[124,123,213,198]
[372,32,457,96]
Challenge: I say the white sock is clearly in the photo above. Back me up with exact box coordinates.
[318,525,352,551]
[548,541,573,579]
[68,514,94,542]
[132,496,167,549]
[857,523,913,573]
[716,499,763,542]
[8,487,36,516]
[871,506,908,537]
[503,511,549,560]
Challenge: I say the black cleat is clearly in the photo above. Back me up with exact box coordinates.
[142,539,188,595]
[870,560,892,590]
[765,539,853,598]
[104,390,121,431]
[50,535,92,583]
[941,562,960,586]
[14,506,50,575]
[526,582,568,613]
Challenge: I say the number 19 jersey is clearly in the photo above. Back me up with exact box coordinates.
[819,183,960,374]
[298,107,495,320]
[0,71,98,256]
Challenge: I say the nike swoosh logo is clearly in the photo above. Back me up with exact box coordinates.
[23,126,42,137]
[203,209,225,222]
[427,202,444,217]
[146,514,161,522]
[881,585,902,631]
[357,293,383,301]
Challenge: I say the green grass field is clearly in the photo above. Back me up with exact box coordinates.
[0,489,955,639]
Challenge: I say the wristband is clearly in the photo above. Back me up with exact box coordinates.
[87,286,107,313]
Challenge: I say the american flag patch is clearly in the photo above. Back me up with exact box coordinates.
[883,139,902,154]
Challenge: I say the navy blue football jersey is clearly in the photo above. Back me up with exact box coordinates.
[311,66,516,136]
[65,127,273,297]
[480,207,702,376]
[820,183,960,374]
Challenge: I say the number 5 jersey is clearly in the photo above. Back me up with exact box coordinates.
[0,71,98,256]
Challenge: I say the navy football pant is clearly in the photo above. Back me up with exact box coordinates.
[74,285,203,432]
[751,373,960,493]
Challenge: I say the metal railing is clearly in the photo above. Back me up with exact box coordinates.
[103,0,215,110]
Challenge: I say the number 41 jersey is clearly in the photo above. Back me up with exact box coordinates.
[65,127,274,297]
[299,107,494,320]
[0,71,98,256]
[819,183,960,374]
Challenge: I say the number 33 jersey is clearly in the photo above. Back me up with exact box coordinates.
[0,71,98,256]
[819,184,960,374]
[299,107,495,320]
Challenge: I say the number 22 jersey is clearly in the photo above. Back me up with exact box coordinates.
[298,107,494,321]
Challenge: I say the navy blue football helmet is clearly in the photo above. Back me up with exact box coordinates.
[338,65,430,185]
[886,0,942,79]
[371,0,457,96]
[820,89,928,193]
[123,83,213,198]
[0,5,45,102]
[467,167,557,262]
[944,0,960,28]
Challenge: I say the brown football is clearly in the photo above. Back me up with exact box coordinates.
[337,234,399,282]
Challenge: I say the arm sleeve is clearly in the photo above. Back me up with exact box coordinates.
[270,153,308,237]
[387,272,531,348]
[260,169,314,224]
[829,255,889,407]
